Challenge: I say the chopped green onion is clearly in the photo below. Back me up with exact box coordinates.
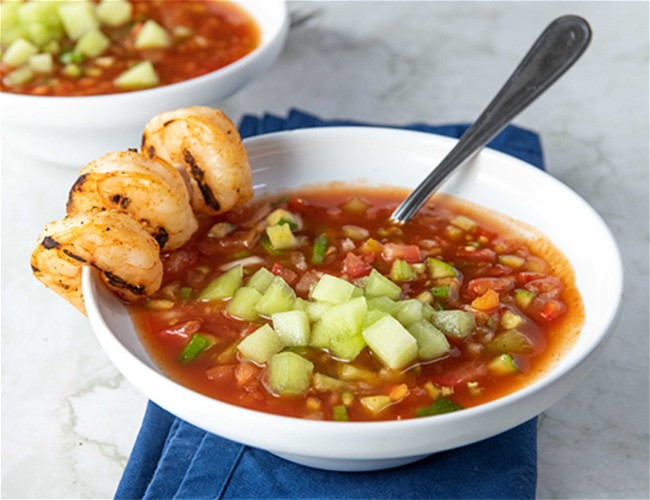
[179,334,211,363]
[311,233,328,265]
[180,287,192,300]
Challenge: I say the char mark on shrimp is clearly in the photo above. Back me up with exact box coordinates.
[42,236,60,249]
[152,226,169,249]
[99,268,146,295]
[183,149,221,211]
[63,249,87,263]
[109,193,131,209]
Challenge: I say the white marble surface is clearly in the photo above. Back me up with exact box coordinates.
[1,1,648,498]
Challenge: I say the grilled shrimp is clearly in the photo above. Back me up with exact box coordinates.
[67,151,198,250]
[31,211,163,315]
[141,106,253,215]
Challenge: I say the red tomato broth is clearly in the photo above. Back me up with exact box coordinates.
[0,0,260,96]
[128,186,585,422]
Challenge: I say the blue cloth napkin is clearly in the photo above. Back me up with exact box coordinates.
[116,110,544,500]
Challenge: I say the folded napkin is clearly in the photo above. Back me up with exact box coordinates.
[116,110,543,500]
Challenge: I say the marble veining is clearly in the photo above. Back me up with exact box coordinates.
[2,1,648,498]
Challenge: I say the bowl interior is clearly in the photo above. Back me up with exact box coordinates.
[84,127,623,469]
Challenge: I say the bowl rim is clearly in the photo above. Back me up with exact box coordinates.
[0,0,289,104]
[83,125,624,459]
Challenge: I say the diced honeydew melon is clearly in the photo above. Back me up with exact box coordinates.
[134,19,171,49]
[362,309,388,329]
[265,223,297,250]
[28,52,53,73]
[364,269,402,300]
[293,297,308,311]
[272,310,310,346]
[17,1,62,29]
[329,332,366,361]
[310,274,358,304]
[486,329,533,354]
[360,395,392,414]
[309,319,333,349]
[362,315,418,370]
[306,300,332,322]
[96,0,132,27]
[3,64,34,85]
[366,296,399,316]
[396,299,423,326]
[25,22,56,47]
[1,25,27,45]
[320,296,367,338]
[75,28,109,57]
[312,372,348,392]
[430,310,476,339]
[247,267,275,293]
[407,320,451,360]
[267,352,314,396]
[255,276,296,316]
[58,2,99,40]
[198,265,243,301]
[226,286,261,321]
[487,353,519,375]
[113,60,159,89]
[426,257,457,278]
[2,38,38,67]
[237,324,283,364]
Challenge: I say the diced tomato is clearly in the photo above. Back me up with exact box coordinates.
[455,247,496,263]
[516,272,547,286]
[466,276,515,297]
[271,263,298,285]
[162,247,200,276]
[342,252,373,278]
[235,362,260,386]
[524,276,564,299]
[528,297,567,322]
[294,270,321,298]
[206,364,236,382]
[471,289,500,311]
[431,360,488,387]
[381,243,422,263]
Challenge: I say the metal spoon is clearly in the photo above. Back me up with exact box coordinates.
[389,15,592,224]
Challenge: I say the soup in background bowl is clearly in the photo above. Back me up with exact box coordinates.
[83,127,623,471]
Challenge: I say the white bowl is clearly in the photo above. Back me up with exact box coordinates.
[0,1,288,168]
[83,127,623,471]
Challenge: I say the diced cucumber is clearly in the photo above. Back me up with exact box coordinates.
[226,286,261,321]
[198,265,243,301]
[265,223,297,250]
[500,309,524,329]
[267,352,314,396]
[58,2,99,40]
[310,274,357,304]
[3,64,33,85]
[427,257,457,278]
[237,324,283,364]
[267,208,301,230]
[2,38,38,67]
[75,29,110,57]
[487,329,534,354]
[430,310,475,339]
[498,254,526,269]
[272,310,310,346]
[421,302,435,322]
[366,296,399,316]
[255,276,296,317]
[113,60,159,89]
[515,289,535,309]
[451,215,477,232]
[96,0,132,27]
[62,62,82,78]
[247,267,275,293]
[487,353,519,375]
[332,404,349,421]
[28,52,53,73]
[312,372,348,392]
[396,299,423,326]
[306,300,332,322]
[134,19,171,49]
[390,259,416,282]
[362,315,418,370]
[338,364,379,384]
[364,269,402,300]
[406,319,451,361]
[360,395,392,414]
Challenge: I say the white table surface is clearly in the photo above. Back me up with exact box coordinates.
[2,1,648,498]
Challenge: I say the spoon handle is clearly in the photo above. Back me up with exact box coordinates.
[390,15,592,224]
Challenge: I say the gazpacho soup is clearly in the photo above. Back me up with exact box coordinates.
[129,187,584,422]
[0,0,260,96]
